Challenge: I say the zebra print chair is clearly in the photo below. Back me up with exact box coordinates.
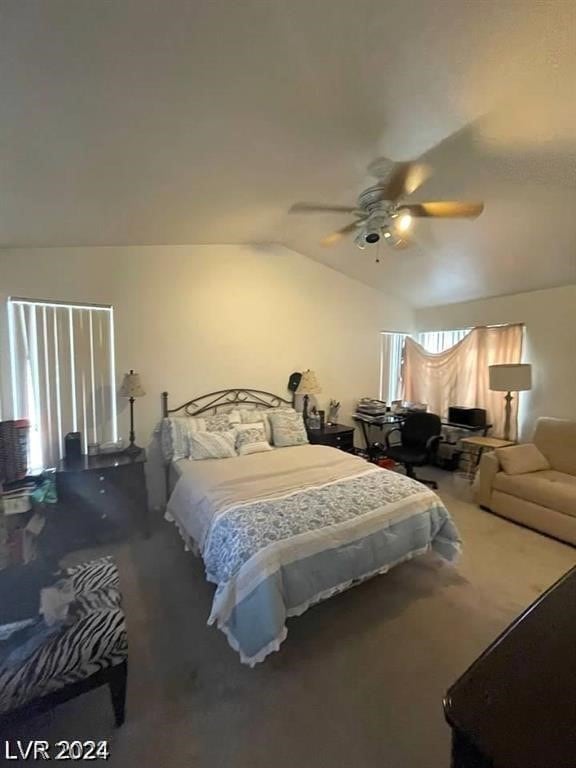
[0,557,128,728]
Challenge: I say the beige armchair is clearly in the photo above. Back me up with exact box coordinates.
[477,418,576,545]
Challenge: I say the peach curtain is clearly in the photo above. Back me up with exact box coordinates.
[401,324,524,439]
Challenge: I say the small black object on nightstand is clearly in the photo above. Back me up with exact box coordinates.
[55,450,149,548]
[307,423,355,453]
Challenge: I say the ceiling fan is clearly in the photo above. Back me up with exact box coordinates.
[289,160,484,249]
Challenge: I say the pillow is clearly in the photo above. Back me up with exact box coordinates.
[205,411,242,433]
[239,409,272,442]
[160,416,207,461]
[268,410,308,447]
[495,443,551,475]
[160,411,243,461]
[188,429,237,460]
[235,423,272,456]
[239,407,296,442]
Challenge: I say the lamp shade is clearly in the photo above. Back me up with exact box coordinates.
[489,364,532,392]
[119,370,146,398]
[296,369,321,395]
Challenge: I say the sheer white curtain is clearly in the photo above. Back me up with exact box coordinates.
[8,299,117,469]
[380,332,407,402]
[402,324,524,439]
[380,329,470,402]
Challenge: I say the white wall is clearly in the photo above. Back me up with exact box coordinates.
[0,244,413,505]
[415,285,576,439]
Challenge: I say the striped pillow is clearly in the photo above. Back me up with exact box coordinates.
[188,430,237,460]
[160,411,242,461]
[160,416,207,461]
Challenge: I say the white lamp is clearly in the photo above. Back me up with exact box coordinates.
[119,370,146,455]
[489,364,532,441]
[295,370,321,424]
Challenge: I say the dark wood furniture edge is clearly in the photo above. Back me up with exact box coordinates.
[0,660,128,733]
[443,565,576,757]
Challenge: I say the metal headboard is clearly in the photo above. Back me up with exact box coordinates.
[161,388,293,419]
[161,388,293,504]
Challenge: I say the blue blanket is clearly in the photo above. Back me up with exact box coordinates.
[203,467,461,665]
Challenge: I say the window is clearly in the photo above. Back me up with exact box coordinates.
[379,328,471,402]
[416,329,470,354]
[380,332,409,402]
[7,298,118,469]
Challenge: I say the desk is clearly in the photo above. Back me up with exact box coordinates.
[352,415,402,459]
[353,414,492,463]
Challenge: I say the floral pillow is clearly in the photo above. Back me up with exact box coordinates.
[268,411,308,447]
[235,423,272,456]
[205,411,242,433]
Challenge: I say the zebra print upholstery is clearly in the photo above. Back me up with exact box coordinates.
[0,557,127,716]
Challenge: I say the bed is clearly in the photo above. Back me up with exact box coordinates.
[161,388,462,666]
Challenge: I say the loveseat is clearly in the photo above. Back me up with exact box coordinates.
[477,417,576,545]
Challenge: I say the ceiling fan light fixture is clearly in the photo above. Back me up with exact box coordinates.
[395,212,412,233]
[289,158,484,251]
[353,230,366,250]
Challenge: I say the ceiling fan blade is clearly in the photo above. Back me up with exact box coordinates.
[383,162,431,201]
[320,220,361,247]
[399,201,484,219]
[289,202,361,215]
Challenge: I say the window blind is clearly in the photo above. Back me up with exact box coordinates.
[380,332,408,402]
[416,328,470,353]
[7,298,118,469]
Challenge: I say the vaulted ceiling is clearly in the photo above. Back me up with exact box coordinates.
[1,0,576,306]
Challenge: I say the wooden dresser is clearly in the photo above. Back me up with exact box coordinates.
[307,424,355,453]
[55,451,149,545]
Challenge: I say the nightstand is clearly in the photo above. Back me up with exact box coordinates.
[308,424,355,453]
[55,451,149,546]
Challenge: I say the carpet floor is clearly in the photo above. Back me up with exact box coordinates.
[6,470,576,768]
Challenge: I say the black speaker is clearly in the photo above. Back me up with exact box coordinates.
[64,432,82,463]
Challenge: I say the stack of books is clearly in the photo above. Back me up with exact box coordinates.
[356,399,388,416]
[354,399,389,425]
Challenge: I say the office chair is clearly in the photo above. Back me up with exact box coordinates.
[384,412,442,489]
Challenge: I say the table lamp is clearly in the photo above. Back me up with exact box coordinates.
[296,369,321,424]
[489,364,532,441]
[119,370,146,455]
